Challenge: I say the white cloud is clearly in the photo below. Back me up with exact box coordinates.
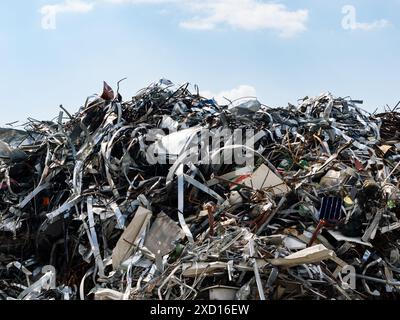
[179,1,308,37]
[104,0,176,4]
[201,85,257,105]
[40,0,94,16]
[41,0,309,37]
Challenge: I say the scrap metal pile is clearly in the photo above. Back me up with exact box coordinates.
[1,79,400,300]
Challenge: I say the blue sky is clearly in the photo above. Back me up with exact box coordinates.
[0,0,399,125]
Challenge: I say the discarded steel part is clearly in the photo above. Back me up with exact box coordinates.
[181,262,228,278]
[177,165,194,244]
[269,244,337,267]
[243,163,290,195]
[204,286,239,300]
[93,288,124,300]
[248,239,266,300]
[205,203,216,237]
[101,81,115,101]
[327,230,373,247]
[112,207,152,270]
[143,212,185,258]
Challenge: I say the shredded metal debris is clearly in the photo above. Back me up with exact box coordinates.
[1,79,400,300]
